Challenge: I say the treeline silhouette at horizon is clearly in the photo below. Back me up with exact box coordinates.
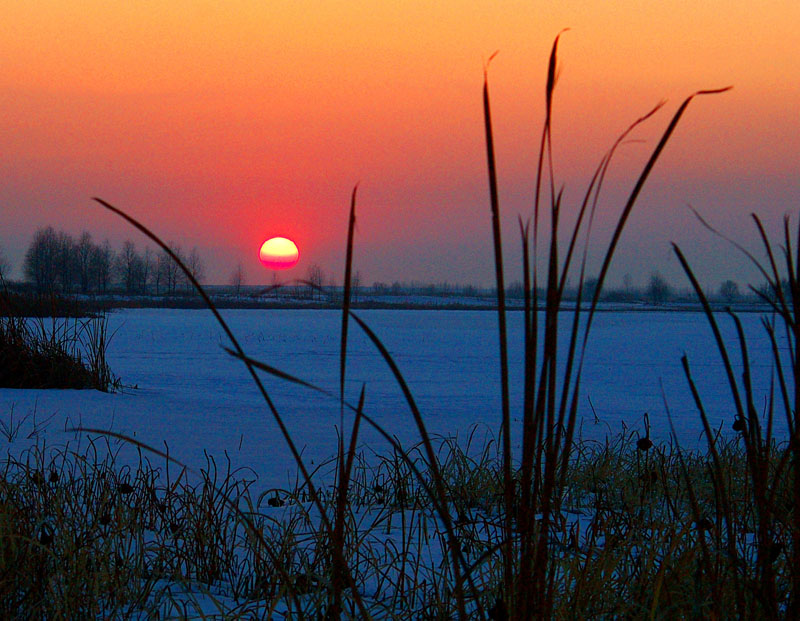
[0,226,769,306]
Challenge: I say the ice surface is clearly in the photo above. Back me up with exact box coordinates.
[0,308,788,490]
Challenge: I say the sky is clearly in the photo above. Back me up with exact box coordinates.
[1,1,798,289]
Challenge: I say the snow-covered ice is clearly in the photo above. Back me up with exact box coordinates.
[0,307,787,490]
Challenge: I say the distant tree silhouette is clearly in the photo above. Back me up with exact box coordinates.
[173,245,190,292]
[506,281,525,299]
[138,247,153,294]
[23,228,122,294]
[351,270,361,302]
[159,243,182,294]
[54,231,77,293]
[154,251,167,295]
[187,247,205,288]
[719,279,740,303]
[306,263,324,300]
[76,232,94,293]
[24,226,60,294]
[646,273,672,305]
[117,240,139,294]
[20,229,203,296]
[623,273,633,292]
[91,241,114,293]
[230,262,246,297]
[582,276,600,301]
[0,244,10,282]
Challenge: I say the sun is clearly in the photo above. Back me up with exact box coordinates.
[259,237,299,270]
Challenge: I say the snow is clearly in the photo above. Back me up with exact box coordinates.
[1,307,787,491]
[1,306,789,617]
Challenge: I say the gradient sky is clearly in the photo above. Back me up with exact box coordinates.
[1,1,798,289]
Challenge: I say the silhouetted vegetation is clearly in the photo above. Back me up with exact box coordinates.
[6,228,768,310]
[3,227,763,310]
[19,227,205,296]
[646,272,672,304]
[0,293,118,390]
[2,421,792,618]
[0,244,10,283]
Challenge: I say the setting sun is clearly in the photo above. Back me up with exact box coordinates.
[259,237,299,270]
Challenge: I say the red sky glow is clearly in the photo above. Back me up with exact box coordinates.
[1,1,798,289]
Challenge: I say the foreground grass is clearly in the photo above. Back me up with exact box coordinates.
[0,427,791,619]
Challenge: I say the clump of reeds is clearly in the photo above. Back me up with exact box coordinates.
[675,213,800,617]
[0,285,104,318]
[0,285,118,391]
[480,35,729,618]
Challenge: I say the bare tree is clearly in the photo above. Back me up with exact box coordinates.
[117,240,140,294]
[114,240,150,294]
[24,226,59,294]
[0,244,10,282]
[91,240,114,293]
[187,247,205,290]
[161,243,182,294]
[230,262,246,297]
[138,247,153,294]
[719,279,740,303]
[647,273,672,305]
[76,232,94,293]
[173,245,189,293]
[54,231,78,293]
[154,251,167,295]
[306,263,324,300]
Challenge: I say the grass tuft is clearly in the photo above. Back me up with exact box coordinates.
[0,286,118,391]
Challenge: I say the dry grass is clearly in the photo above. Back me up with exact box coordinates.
[0,309,118,391]
[0,426,794,618]
[674,212,800,617]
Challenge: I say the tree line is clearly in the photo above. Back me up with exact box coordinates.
[366,273,750,306]
[0,230,766,305]
[17,227,204,296]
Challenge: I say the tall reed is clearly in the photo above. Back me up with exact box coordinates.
[482,35,728,618]
[676,213,800,616]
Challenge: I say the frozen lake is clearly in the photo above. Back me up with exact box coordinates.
[0,307,789,489]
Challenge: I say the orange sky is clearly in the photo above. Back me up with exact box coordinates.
[1,1,798,287]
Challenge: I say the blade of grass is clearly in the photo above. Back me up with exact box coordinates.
[588,87,732,316]
[330,183,358,618]
[483,53,514,614]
[340,185,358,411]
[348,310,470,618]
